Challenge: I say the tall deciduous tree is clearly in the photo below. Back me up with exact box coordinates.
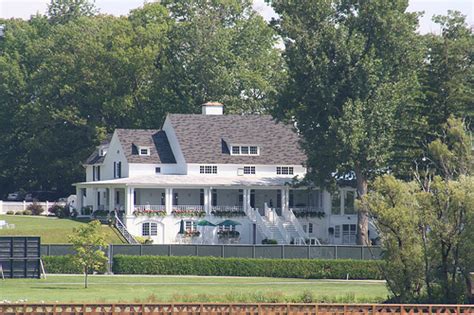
[421,11,474,134]
[152,0,285,116]
[47,0,97,24]
[270,0,421,244]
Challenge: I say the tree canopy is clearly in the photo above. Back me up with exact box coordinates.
[270,0,422,244]
[0,0,283,197]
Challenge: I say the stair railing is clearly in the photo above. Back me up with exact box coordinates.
[245,205,272,241]
[114,212,139,244]
[266,206,291,244]
[282,208,308,245]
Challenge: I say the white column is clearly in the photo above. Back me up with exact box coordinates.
[246,189,252,210]
[124,187,134,216]
[108,187,115,211]
[92,188,98,211]
[76,187,83,214]
[208,188,213,211]
[242,188,248,214]
[281,188,287,214]
[203,188,210,214]
[165,188,173,214]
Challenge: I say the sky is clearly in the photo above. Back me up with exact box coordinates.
[0,0,472,34]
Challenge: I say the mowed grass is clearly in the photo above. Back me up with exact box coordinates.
[0,275,389,303]
[0,215,125,244]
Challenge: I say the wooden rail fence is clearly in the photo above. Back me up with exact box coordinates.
[0,303,472,315]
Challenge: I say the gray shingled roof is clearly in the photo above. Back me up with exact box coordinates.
[167,114,306,165]
[84,134,112,165]
[115,129,176,164]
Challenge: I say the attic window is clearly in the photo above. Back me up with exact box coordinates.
[231,145,259,156]
[99,148,107,157]
[139,147,150,156]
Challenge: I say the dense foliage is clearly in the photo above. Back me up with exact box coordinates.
[363,119,473,303]
[0,0,283,197]
[112,255,383,279]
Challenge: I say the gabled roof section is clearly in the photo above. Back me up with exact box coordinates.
[115,129,176,164]
[167,114,306,165]
[84,134,112,165]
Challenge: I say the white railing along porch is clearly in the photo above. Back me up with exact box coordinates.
[172,205,204,211]
[211,205,243,212]
[134,205,165,211]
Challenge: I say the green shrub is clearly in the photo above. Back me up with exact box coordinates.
[6,211,14,215]
[22,209,33,215]
[26,202,43,215]
[43,255,107,274]
[14,211,22,215]
[112,255,383,280]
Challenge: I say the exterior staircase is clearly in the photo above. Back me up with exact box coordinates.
[114,212,139,244]
[260,215,286,244]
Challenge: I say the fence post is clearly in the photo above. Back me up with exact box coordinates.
[221,245,225,258]
[46,201,49,212]
[168,244,171,256]
[307,245,310,259]
[281,245,285,259]
[361,246,364,260]
[195,245,198,256]
[252,245,256,258]
[335,245,338,259]
[139,244,142,256]
[23,200,26,211]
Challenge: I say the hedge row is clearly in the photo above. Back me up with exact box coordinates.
[112,255,383,280]
[42,255,107,274]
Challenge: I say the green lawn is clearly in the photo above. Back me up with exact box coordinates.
[0,215,125,244]
[0,275,389,303]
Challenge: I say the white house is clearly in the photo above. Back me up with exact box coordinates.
[75,102,375,245]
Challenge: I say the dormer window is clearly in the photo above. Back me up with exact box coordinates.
[99,148,107,157]
[230,145,259,156]
[139,146,150,156]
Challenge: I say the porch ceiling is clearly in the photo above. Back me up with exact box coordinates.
[74,174,294,188]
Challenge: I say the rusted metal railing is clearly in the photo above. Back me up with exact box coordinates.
[0,303,472,315]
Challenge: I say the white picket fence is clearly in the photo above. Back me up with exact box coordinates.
[0,201,66,214]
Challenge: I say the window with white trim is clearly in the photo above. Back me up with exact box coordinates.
[232,146,240,154]
[276,166,294,175]
[308,223,313,234]
[200,165,218,174]
[155,167,161,174]
[334,225,341,238]
[243,166,256,174]
[138,146,150,156]
[142,222,157,236]
[230,145,259,156]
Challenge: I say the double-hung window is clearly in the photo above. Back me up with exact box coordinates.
[142,222,157,236]
[200,165,218,174]
[276,166,294,175]
[243,166,256,174]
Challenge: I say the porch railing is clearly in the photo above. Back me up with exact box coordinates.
[211,205,243,212]
[134,205,165,211]
[173,205,204,211]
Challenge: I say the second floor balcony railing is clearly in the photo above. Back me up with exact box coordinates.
[133,205,166,217]
[172,205,205,218]
[290,207,325,219]
[211,206,246,217]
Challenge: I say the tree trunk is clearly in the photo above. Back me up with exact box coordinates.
[355,168,369,245]
[84,267,88,289]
